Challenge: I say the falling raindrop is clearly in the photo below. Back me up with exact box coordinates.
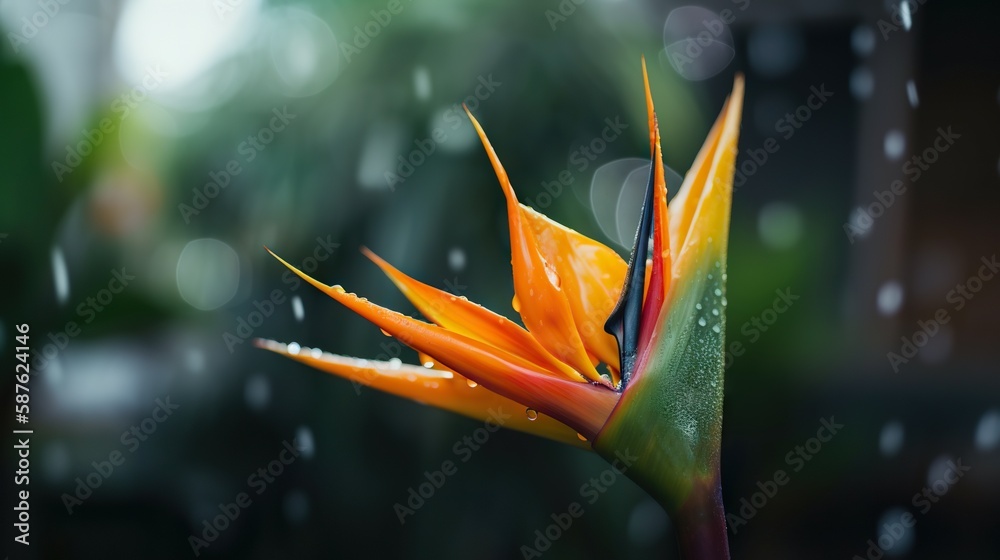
[926,454,955,487]
[850,67,874,100]
[185,348,206,374]
[974,409,1000,451]
[884,130,906,160]
[906,80,919,108]
[291,296,304,321]
[412,66,431,101]
[284,490,310,524]
[851,25,875,56]
[295,425,315,458]
[899,1,912,31]
[876,507,914,556]
[879,420,904,457]
[52,247,70,305]
[757,201,804,250]
[176,238,240,310]
[448,247,466,272]
[525,408,538,421]
[245,374,271,411]
[876,281,904,316]
[747,25,804,78]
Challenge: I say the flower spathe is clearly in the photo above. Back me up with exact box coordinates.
[257,58,744,558]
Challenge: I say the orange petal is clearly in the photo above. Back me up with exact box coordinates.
[639,57,672,352]
[361,247,585,382]
[672,76,744,284]
[464,106,609,387]
[519,205,625,377]
[266,249,619,439]
[255,339,588,448]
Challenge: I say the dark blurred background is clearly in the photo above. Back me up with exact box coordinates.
[2,0,999,558]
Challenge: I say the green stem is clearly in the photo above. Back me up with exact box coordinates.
[673,473,730,560]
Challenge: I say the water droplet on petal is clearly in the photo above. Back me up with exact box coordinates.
[525,408,538,421]
[287,342,301,355]
[466,378,478,388]
[577,433,588,442]
[332,285,346,294]
[380,328,392,337]
[714,288,723,297]
[291,295,305,321]
[721,296,728,306]
[695,303,702,310]
[511,295,521,312]
[712,324,721,333]
[698,317,707,327]
[388,357,402,369]
[712,308,719,316]
[422,360,435,368]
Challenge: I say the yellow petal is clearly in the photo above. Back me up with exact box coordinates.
[464,107,609,387]
[669,96,730,261]
[520,205,625,377]
[672,76,744,284]
[255,339,589,448]
[362,247,585,381]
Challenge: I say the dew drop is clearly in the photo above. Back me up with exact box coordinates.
[697,317,707,327]
[712,324,721,333]
[714,288,723,297]
[466,378,478,388]
[332,285,346,294]
[577,433,588,442]
[512,295,521,312]
[695,303,702,310]
[287,342,301,355]
[422,360,435,368]
[712,308,719,316]
[388,357,402,369]
[721,296,728,306]
[380,328,392,337]
[525,408,538,421]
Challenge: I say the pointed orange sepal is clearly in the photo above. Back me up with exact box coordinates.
[361,247,586,382]
[266,248,619,439]
[255,339,589,448]
[464,106,610,387]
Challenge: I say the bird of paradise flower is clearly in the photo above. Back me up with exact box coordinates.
[257,59,743,559]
